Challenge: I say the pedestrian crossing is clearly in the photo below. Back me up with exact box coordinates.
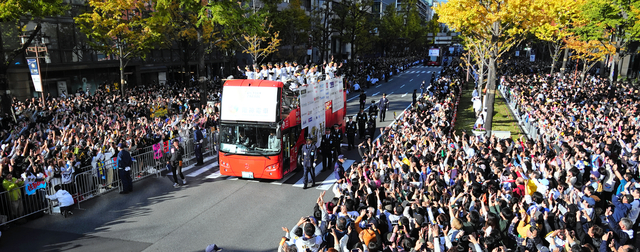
[167,154,356,191]
[406,71,430,74]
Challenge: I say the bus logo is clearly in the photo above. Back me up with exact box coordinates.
[245,163,250,169]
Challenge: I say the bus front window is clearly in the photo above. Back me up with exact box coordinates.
[219,124,281,155]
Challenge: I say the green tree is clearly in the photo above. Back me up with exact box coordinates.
[576,0,640,81]
[436,0,540,131]
[0,0,67,92]
[269,0,310,61]
[75,0,162,95]
[533,0,583,75]
[154,0,229,87]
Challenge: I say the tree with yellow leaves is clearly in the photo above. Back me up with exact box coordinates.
[564,36,615,84]
[75,0,162,95]
[436,0,541,131]
[238,18,281,65]
[533,0,584,75]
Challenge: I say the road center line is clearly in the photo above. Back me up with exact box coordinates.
[400,84,405,88]
[372,92,380,96]
[409,79,413,82]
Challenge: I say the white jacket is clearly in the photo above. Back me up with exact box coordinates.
[47,190,74,207]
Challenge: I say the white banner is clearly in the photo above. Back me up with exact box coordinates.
[331,78,344,112]
[530,55,535,62]
[300,85,313,129]
[313,80,325,147]
[220,86,278,122]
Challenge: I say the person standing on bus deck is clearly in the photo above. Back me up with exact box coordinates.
[345,116,357,150]
[116,143,133,194]
[359,90,367,110]
[378,93,390,122]
[301,137,317,189]
[167,139,186,188]
[334,155,346,182]
[421,81,426,94]
[356,109,368,139]
[194,125,204,166]
[320,127,334,172]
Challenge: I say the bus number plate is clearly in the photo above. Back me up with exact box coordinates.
[242,171,254,179]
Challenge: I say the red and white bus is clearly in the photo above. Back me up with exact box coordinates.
[218,78,346,180]
[426,47,442,66]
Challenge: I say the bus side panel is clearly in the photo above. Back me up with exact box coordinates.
[284,128,305,176]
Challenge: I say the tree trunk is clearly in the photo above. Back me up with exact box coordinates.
[119,40,125,97]
[549,42,560,76]
[560,47,569,74]
[197,26,207,109]
[484,56,497,132]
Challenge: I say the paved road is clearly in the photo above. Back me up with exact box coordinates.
[1,65,441,252]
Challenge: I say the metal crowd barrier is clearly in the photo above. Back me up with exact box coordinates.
[0,182,52,226]
[0,130,219,224]
[498,85,540,141]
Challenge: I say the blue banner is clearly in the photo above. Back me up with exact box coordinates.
[27,58,43,92]
[26,180,47,195]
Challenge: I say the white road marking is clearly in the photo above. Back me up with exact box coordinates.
[271,171,297,185]
[205,171,222,179]
[389,92,394,95]
[315,160,355,190]
[168,155,217,176]
[409,79,413,82]
[187,163,218,177]
[400,84,405,88]
[402,93,408,97]
[372,92,380,96]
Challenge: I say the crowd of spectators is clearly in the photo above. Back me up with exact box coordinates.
[279,62,640,252]
[0,83,220,221]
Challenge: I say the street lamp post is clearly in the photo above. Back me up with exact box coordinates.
[21,34,49,106]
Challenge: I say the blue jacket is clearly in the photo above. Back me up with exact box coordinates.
[334,161,345,180]
[117,150,132,169]
[612,194,631,223]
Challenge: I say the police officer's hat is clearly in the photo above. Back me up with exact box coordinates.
[371,100,376,103]
[333,124,339,128]
[347,116,353,119]
[244,65,250,69]
[306,136,314,141]
[325,127,331,131]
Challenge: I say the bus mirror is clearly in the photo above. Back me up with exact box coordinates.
[276,123,282,138]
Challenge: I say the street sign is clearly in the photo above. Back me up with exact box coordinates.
[530,55,535,62]
[515,51,520,57]
[27,58,43,92]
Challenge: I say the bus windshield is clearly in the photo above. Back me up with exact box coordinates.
[219,123,281,156]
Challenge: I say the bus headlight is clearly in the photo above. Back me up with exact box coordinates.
[265,163,279,172]
[220,161,230,167]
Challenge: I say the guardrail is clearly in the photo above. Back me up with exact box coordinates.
[1,130,219,225]
[498,85,540,140]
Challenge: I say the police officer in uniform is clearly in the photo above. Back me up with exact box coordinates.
[367,115,376,137]
[334,155,346,182]
[332,124,343,157]
[368,100,378,130]
[359,90,367,110]
[116,143,133,194]
[194,125,204,166]
[378,93,390,122]
[320,127,334,172]
[300,137,317,189]
[345,116,357,150]
[356,109,368,139]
